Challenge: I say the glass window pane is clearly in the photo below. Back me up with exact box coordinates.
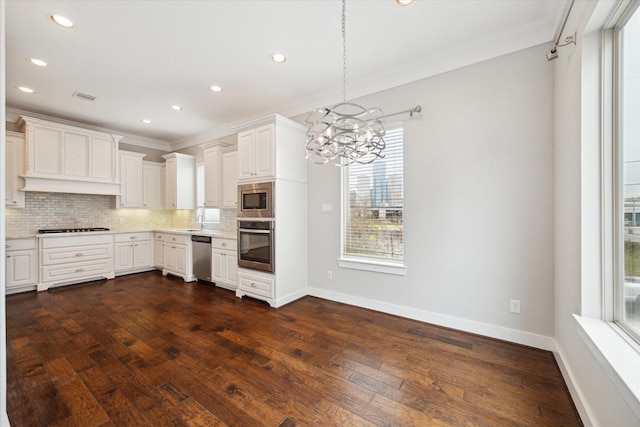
[620,6,640,339]
[342,126,404,262]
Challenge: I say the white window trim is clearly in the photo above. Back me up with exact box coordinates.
[338,257,407,276]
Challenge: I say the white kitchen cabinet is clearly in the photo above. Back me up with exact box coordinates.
[162,153,195,209]
[238,124,274,181]
[38,234,115,291]
[142,161,165,209]
[118,151,146,208]
[154,232,194,281]
[114,232,154,275]
[237,270,274,300]
[154,239,165,268]
[5,132,26,208]
[221,148,238,208]
[18,115,122,195]
[211,238,237,290]
[5,238,37,294]
[236,115,307,184]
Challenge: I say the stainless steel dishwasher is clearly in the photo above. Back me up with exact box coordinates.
[191,235,212,282]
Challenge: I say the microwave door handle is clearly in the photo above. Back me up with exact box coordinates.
[239,229,271,234]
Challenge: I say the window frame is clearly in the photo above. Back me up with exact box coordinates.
[339,123,407,276]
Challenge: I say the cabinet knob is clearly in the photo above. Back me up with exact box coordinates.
[222,242,227,247]
[172,237,176,241]
[250,282,257,288]
[75,253,83,257]
[6,255,10,258]
[5,245,10,249]
[75,268,84,272]
[130,236,137,240]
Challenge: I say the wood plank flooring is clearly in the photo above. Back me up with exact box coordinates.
[6,271,581,426]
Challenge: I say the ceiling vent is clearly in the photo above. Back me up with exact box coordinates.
[72,91,96,101]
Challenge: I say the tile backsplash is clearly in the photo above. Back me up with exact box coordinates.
[5,192,237,236]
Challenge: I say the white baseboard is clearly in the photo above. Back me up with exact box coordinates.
[553,344,594,427]
[307,287,556,351]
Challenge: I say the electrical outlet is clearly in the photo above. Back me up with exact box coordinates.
[510,299,521,314]
[327,270,333,280]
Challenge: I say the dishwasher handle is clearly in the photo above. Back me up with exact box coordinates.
[191,235,212,244]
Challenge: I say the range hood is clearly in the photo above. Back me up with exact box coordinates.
[20,176,121,196]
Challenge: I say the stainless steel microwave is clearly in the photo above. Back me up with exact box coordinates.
[237,181,274,218]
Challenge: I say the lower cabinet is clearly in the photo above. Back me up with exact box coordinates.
[114,232,154,275]
[5,238,37,295]
[154,232,194,281]
[237,269,274,301]
[211,238,237,290]
[38,234,114,291]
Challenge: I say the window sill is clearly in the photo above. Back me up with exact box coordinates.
[574,314,640,419]
[338,258,406,276]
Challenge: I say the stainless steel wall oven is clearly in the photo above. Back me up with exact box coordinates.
[238,220,274,273]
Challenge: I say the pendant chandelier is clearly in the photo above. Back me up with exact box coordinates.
[305,0,386,166]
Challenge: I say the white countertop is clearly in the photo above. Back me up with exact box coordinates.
[8,228,236,240]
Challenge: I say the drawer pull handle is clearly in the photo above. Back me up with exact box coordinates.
[130,236,137,240]
[75,268,84,272]
[75,253,83,257]
[250,282,257,288]
[222,242,227,247]
[172,238,176,241]
[5,245,10,249]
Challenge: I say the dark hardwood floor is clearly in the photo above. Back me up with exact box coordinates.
[6,271,581,426]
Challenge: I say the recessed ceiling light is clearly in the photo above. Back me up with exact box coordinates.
[28,58,48,67]
[171,105,182,111]
[210,85,222,92]
[395,0,414,5]
[50,14,74,28]
[271,53,287,63]
[17,86,35,94]
[141,119,152,124]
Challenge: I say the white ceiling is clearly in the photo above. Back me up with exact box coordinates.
[5,0,567,149]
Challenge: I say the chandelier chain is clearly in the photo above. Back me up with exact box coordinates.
[342,0,347,103]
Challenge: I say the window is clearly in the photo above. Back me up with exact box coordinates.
[617,3,640,343]
[195,164,220,224]
[340,125,405,274]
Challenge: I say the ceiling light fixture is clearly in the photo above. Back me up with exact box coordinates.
[271,53,287,63]
[210,85,222,92]
[50,14,74,28]
[305,0,385,166]
[171,105,183,111]
[28,58,48,67]
[395,0,414,5]
[17,86,35,94]
[141,119,152,124]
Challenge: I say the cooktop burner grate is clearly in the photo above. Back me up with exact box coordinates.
[38,227,110,234]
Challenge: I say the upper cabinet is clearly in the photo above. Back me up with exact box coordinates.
[142,161,165,209]
[18,116,122,195]
[236,114,306,183]
[162,152,195,210]
[118,151,146,208]
[5,132,26,208]
[200,141,238,208]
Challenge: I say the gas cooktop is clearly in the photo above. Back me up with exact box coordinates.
[38,227,110,234]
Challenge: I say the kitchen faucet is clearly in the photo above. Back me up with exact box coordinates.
[196,213,204,230]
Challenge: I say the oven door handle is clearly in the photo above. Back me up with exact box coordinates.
[239,229,271,234]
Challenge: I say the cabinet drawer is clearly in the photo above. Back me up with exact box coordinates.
[155,233,188,245]
[212,238,237,251]
[115,232,152,243]
[6,238,36,252]
[42,244,112,266]
[42,259,113,283]
[238,272,274,298]
[41,234,113,249]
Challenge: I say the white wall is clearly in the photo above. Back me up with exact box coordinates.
[307,44,556,348]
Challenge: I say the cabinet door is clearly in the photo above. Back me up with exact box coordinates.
[32,125,63,175]
[237,130,255,180]
[120,154,143,208]
[114,243,134,272]
[224,250,238,287]
[154,241,165,267]
[165,157,177,209]
[203,147,221,207]
[222,151,238,208]
[91,136,117,182]
[5,134,25,208]
[174,244,187,275]
[143,162,164,209]
[164,245,176,271]
[254,124,275,178]
[133,241,152,268]
[6,251,36,289]
[64,132,90,178]
[212,249,225,283]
